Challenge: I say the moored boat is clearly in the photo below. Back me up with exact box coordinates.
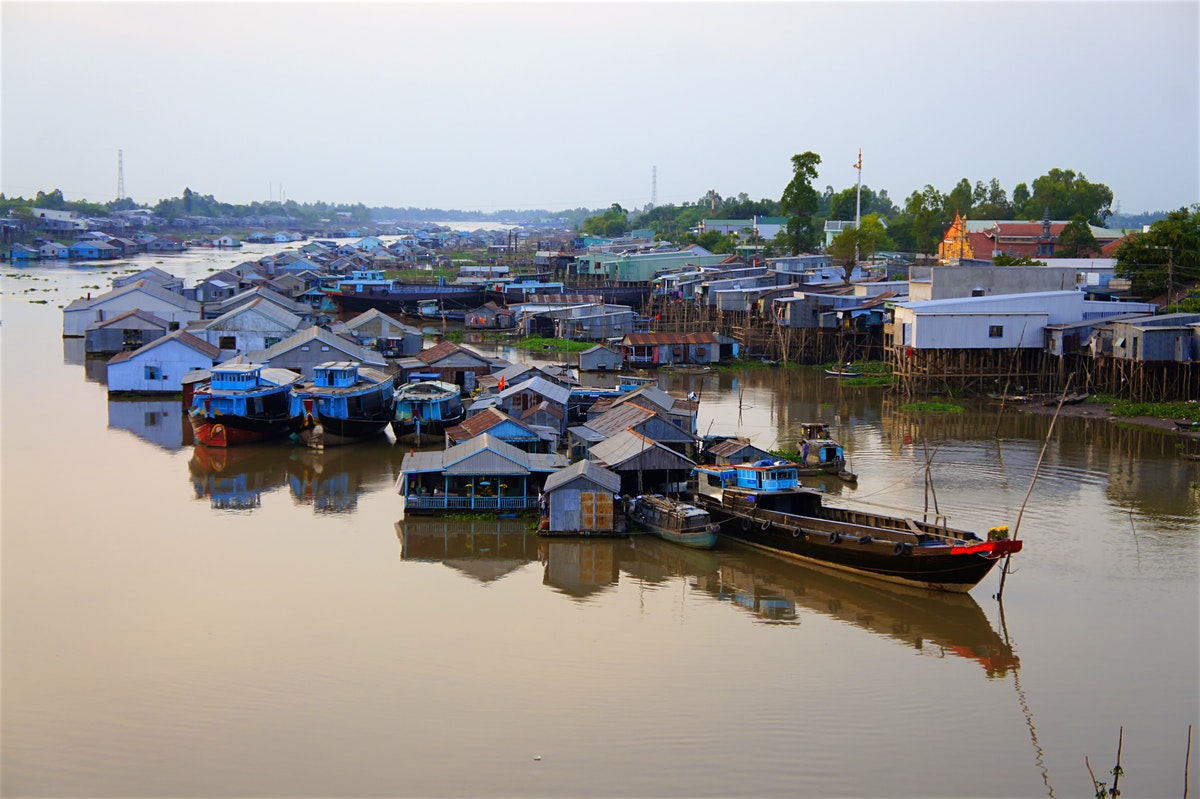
[794,422,856,481]
[392,379,464,444]
[629,494,719,549]
[289,361,395,448]
[689,459,1020,592]
[322,269,484,315]
[188,363,300,447]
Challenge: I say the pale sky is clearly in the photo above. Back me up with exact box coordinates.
[2,1,1197,215]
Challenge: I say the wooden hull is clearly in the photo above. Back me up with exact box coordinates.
[325,286,484,314]
[650,528,719,549]
[188,411,293,447]
[692,494,1019,593]
[292,412,392,447]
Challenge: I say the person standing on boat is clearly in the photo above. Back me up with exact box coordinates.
[801,440,809,464]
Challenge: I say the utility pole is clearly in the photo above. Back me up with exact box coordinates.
[117,149,125,201]
[853,148,863,265]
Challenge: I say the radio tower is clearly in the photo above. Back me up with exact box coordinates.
[117,149,125,201]
[650,166,657,209]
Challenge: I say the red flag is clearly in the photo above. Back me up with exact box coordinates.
[498,375,506,390]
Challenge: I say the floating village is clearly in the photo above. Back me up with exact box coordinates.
[37,211,1200,595]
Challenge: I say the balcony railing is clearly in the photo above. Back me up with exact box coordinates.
[405,495,535,512]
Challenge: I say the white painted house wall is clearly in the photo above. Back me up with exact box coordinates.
[63,291,201,337]
[107,339,217,393]
[893,291,1084,350]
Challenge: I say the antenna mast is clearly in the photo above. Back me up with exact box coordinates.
[117,149,125,201]
[650,165,657,209]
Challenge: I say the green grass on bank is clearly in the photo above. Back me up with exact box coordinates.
[900,400,965,414]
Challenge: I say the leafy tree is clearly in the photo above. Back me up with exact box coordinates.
[904,185,947,256]
[1012,182,1031,211]
[993,254,1047,266]
[581,203,630,238]
[1056,214,1101,257]
[824,213,893,281]
[1019,168,1113,225]
[946,178,973,218]
[828,185,895,221]
[780,151,822,254]
[972,178,1011,219]
[1113,205,1200,300]
[33,189,66,210]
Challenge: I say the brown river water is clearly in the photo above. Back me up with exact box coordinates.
[2,245,1197,797]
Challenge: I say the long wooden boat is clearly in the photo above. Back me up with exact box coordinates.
[288,361,395,448]
[690,460,1021,592]
[322,269,484,315]
[188,364,300,447]
[629,494,719,549]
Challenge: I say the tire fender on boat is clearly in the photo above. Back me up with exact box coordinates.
[828,532,841,545]
[760,518,771,531]
[893,541,912,556]
[740,517,752,533]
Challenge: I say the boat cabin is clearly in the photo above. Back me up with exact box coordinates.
[692,460,824,515]
[210,363,269,391]
[313,361,361,388]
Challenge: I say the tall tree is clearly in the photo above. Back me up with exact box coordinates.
[904,185,946,256]
[1019,168,1113,225]
[946,178,973,218]
[1114,205,1200,301]
[1056,214,1101,257]
[780,151,822,254]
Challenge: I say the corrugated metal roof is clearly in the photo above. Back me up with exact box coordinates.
[108,328,220,363]
[589,429,695,470]
[442,433,532,475]
[623,332,720,346]
[497,376,571,406]
[544,459,622,494]
[585,403,655,437]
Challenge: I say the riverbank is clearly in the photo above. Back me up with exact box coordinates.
[1019,399,1200,437]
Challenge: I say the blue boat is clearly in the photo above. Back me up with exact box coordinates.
[392,379,464,444]
[289,361,395,448]
[188,364,301,447]
[629,494,719,549]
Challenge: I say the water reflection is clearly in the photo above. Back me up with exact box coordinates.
[623,538,1019,677]
[395,517,540,582]
[107,399,189,451]
[392,518,1017,676]
[188,444,289,510]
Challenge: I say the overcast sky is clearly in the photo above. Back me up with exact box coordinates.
[2,1,1197,215]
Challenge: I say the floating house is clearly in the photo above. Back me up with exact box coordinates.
[395,433,568,519]
[186,298,307,358]
[588,429,697,497]
[444,406,559,453]
[578,344,624,372]
[63,280,202,337]
[337,308,422,357]
[413,340,495,393]
[619,332,736,366]
[84,309,171,355]
[240,326,386,379]
[542,459,624,536]
[106,330,220,394]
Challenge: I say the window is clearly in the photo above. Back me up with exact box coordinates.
[218,336,236,349]
[989,325,1004,338]
[144,365,161,380]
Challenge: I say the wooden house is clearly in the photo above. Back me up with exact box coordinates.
[201,287,313,323]
[578,344,623,372]
[63,280,201,337]
[444,406,558,452]
[145,235,185,252]
[1110,313,1200,362]
[705,438,774,466]
[464,302,516,330]
[542,460,624,536]
[592,386,699,435]
[588,429,696,497]
[84,309,171,355]
[38,241,72,259]
[396,433,568,519]
[339,308,423,357]
[186,298,307,357]
[569,401,697,461]
[620,332,733,366]
[8,243,39,260]
[414,340,494,392]
[68,241,120,260]
[106,330,220,394]
[495,376,572,435]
